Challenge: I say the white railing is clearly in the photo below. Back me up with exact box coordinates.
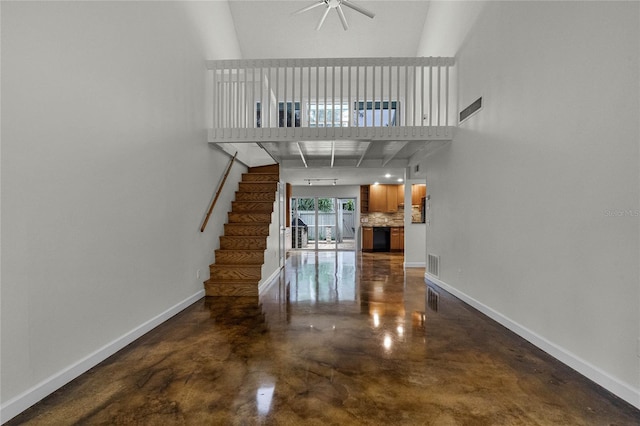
[207,57,455,142]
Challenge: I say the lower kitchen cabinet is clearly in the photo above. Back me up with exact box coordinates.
[390,227,404,252]
[362,227,373,252]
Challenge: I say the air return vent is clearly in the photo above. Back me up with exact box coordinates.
[427,254,440,278]
[459,97,482,123]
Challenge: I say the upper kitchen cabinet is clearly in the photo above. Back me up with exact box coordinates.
[369,184,388,212]
[397,184,405,207]
[367,184,404,213]
[411,184,427,206]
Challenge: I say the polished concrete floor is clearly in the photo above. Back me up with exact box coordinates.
[8,252,640,425]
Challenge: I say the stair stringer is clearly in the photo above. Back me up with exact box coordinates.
[258,185,282,293]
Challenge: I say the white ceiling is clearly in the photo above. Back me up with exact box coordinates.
[224,0,433,186]
[228,0,431,59]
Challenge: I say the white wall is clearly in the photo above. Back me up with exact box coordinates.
[0,1,243,421]
[416,0,485,58]
[261,185,284,289]
[419,1,640,407]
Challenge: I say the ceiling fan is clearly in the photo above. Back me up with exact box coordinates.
[293,0,376,31]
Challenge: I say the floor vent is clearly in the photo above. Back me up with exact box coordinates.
[427,254,440,278]
[427,287,439,312]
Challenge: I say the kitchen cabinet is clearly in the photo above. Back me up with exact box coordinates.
[397,184,405,207]
[362,227,373,252]
[362,227,403,252]
[369,184,388,212]
[368,184,403,213]
[411,184,427,206]
[385,185,398,212]
[360,185,369,213]
[390,227,404,251]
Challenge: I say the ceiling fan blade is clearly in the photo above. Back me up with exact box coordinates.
[292,1,326,16]
[336,5,349,30]
[341,0,375,19]
[316,6,331,30]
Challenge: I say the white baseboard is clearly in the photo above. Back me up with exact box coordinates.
[424,273,640,410]
[0,290,205,424]
[404,261,426,268]
[259,266,283,295]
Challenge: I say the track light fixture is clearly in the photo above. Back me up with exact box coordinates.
[304,178,338,186]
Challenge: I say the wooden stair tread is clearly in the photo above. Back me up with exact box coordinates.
[215,249,265,265]
[215,250,266,254]
[228,212,272,223]
[211,264,262,268]
[205,279,260,285]
[234,192,276,200]
[205,281,260,297]
[220,236,268,239]
[248,164,279,174]
[242,173,279,178]
[223,224,270,235]
[231,201,274,209]
[210,262,262,267]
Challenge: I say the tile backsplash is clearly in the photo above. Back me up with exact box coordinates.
[361,207,404,226]
[411,205,422,223]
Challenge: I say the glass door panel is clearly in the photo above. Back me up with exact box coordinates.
[316,198,336,251]
[337,198,356,251]
[292,198,316,249]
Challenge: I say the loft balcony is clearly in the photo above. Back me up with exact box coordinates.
[207,57,455,144]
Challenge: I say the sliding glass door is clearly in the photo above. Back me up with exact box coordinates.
[290,197,356,251]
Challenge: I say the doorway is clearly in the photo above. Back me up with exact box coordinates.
[291,197,356,251]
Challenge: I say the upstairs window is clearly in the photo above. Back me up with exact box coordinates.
[256,102,301,128]
[255,100,399,128]
[354,101,398,127]
[308,103,350,128]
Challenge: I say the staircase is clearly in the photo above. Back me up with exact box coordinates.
[204,164,279,297]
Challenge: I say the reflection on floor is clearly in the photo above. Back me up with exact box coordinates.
[8,252,640,425]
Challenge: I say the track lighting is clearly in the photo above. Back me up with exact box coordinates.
[304,178,338,186]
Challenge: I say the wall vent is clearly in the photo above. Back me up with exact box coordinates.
[427,254,440,278]
[459,97,482,123]
[427,287,439,312]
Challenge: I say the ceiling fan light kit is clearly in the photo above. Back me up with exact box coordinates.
[293,0,375,31]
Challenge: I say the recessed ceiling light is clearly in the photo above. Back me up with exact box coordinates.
[397,178,403,182]
[384,173,391,178]
[374,181,379,185]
